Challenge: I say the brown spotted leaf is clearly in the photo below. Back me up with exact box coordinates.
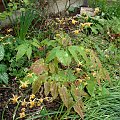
[73,87,87,101]
[73,99,84,120]
[32,75,47,94]
[44,81,50,96]
[50,81,58,100]
[30,59,48,75]
[58,85,74,109]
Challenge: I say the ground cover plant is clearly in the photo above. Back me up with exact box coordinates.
[0,0,120,120]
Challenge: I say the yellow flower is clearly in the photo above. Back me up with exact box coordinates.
[56,18,60,22]
[81,22,92,28]
[11,94,20,104]
[37,98,43,106]
[27,73,33,77]
[84,22,93,27]
[72,19,77,25]
[84,16,89,20]
[19,112,25,118]
[94,7,100,15]
[21,108,26,112]
[30,94,35,100]
[77,62,83,67]
[56,34,60,37]
[39,98,43,103]
[81,23,85,28]
[78,79,83,83]
[75,68,81,72]
[44,97,49,101]
[37,102,41,107]
[29,100,35,108]
[21,99,27,107]
[7,28,13,33]
[95,7,100,12]
[85,49,90,53]
[73,30,79,35]
[20,81,29,89]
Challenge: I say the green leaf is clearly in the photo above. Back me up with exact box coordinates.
[101,87,109,96]
[91,26,98,34]
[56,50,71,66]
[16,44,28,61]
[68,46,79,63]
[66,69,76,82]
[31,39,40,47]
[76,46,89,64]
[23,0,30,5]
[0,73,8,84]
[0,45,4,61]
[46,46,61,63]
[32,75,46,94]
[0,64,7,73]
[86,78,96,96]
[26,45,32,60]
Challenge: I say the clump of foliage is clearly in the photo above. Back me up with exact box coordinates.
[19,31,111,119]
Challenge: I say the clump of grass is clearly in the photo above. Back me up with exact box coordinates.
[84,80,120,120]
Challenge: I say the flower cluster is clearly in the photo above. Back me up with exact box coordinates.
[10,93,50,118]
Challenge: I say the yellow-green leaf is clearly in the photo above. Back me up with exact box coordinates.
[68,46,79,63]
[49,62,55,73]
[46,46,61,63]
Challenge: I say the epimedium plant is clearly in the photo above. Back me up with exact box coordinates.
[21,32,111,119]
